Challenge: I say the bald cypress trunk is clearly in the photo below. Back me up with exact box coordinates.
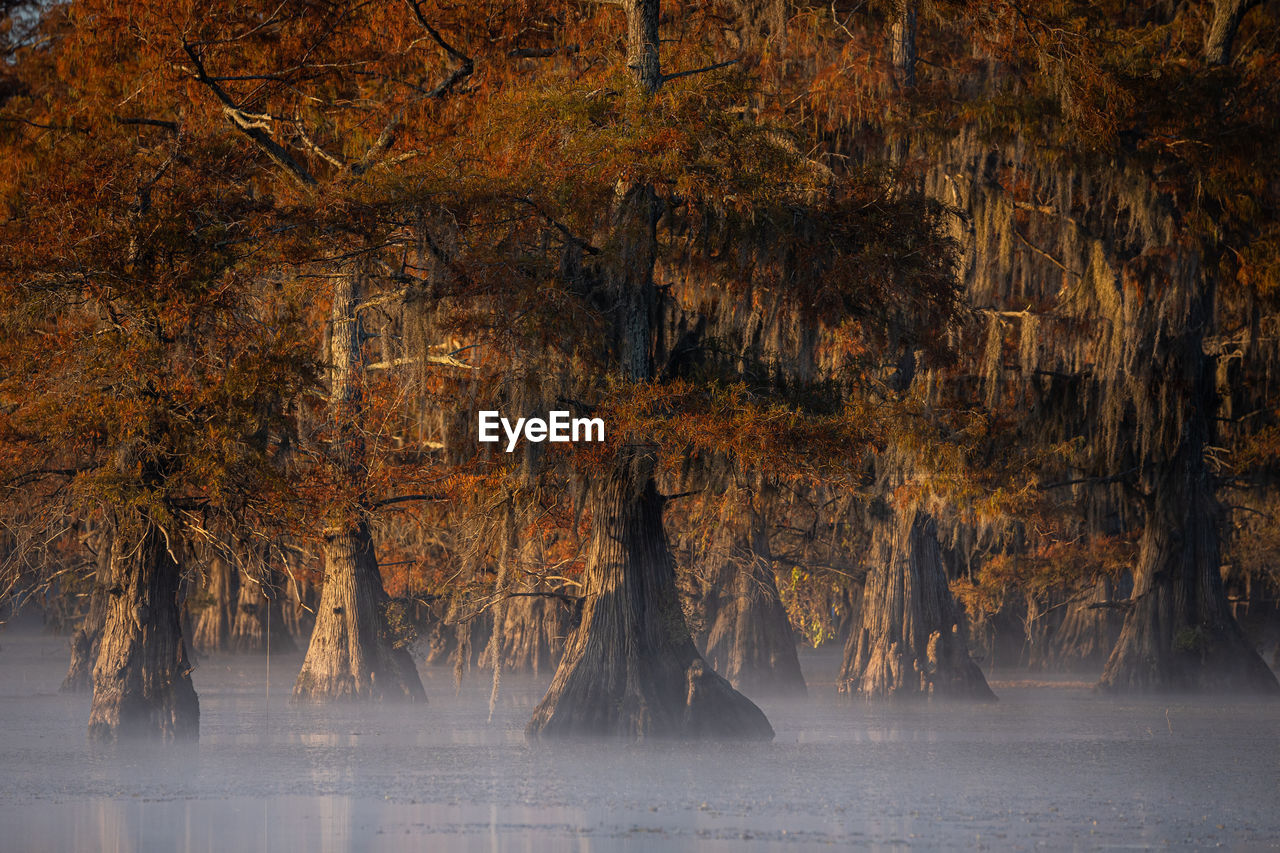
[1099,411,1277,691]
[840,510,994,700]
[61,523,113,693]
[294,269,425,702]
[1028,576,1127,673]
[528,0,772,738]
[1205,0,1257,66]
[425,595,490,672]
[293,520,424,701]
[282,567,317,648]
[527,462,773,739]
[1099,276,1278,694]
[482,584,574,676]
[702,507,806,697]
[88,518,198,741]
[229,561,296,655]
[890,0,918,88]
[191,551,237,654]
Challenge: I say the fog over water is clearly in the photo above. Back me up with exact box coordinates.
[1,628,1278,851]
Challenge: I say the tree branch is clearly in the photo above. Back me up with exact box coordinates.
[115,116,179,132]
[182,42,317,187]
[661,58,738,85]
[371,493,447,509]
[1039,467,1137,491]
[404,0,475,98]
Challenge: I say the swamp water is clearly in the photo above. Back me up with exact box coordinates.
[1,629,1277,851]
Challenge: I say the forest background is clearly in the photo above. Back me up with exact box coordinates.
[1,0,1277,740]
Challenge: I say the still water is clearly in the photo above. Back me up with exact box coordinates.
[1,630,1277,851]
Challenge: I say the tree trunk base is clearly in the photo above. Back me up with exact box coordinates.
[1098,583,1279,694]
[839,511,995,701]
[527,469,773,740]
[230,580,297,656]
[1098,468,1280,695]
[843,623,994,700]
[87,522,199,741]
[61,524,113,693]
[190,552,237,655]
[528,653,775,740]
[701,515,806,698]
[480,588,574,676]
[1027,577,1127,673]
[61,626,100,693]
[293,521,425,703]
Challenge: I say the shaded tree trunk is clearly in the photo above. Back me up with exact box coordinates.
[191,551,237,654]
[1227,572,1280,671]
[527,462,774,739]
[294,268,425,702]
[481,585,575,676]
[281,564,317,648]
[1205,0,1259,66]
[481,499,577,683]
[1028,576,1128,673]
[528,0,771,739]
[1099,450,1277,692]
[890,0,919,87]
[61,523,112,693]
[702,506,806,697]
[1100,276,1278,694]
[229,560,297,655]
[835,580,863,648]
[425,595,491,674]
[840,510,994,700]
[88,518,198,741]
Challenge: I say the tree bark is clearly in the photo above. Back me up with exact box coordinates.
[229,558,297,655]
[526,0,771,739]
[481,584,575,676]
[293,520,425,701]
[282,563,317,648]
[1028,576,1128,672]
[1099,274,1278,694]
[1098,450,1276,691]
[61,523,113,693]
[191,550,237,654]
[1099,462,1276,692]
[890,0,919,88]
[701,505,806,697]
[87,518,199,741]
[622,0,662,95]
[293,268,425,702]
[527,462,774,739]
[425,595,491,675]
[839,510,994,700]
[1205,0,1258,66]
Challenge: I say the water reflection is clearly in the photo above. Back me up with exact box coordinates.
[0,633,1277,851]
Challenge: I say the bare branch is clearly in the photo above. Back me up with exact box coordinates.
[352,114,401,175]
[115,117,179,133]
[404,0,475,98]
[293,114,346,170]
[182,42,317,187]
[661,58,738,85]
[372,493,447,509]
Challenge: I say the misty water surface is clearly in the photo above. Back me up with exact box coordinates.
[1,629,1278,851]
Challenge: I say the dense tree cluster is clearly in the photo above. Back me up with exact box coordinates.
[1,0,1276,741]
